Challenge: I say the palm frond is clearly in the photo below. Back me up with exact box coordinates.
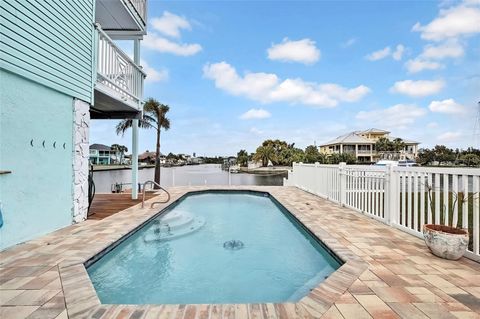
[116,119,133,136]
[116,98,170,136]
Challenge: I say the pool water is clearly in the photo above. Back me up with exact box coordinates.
[87,191,341,304]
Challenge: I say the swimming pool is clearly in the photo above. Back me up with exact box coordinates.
[86,191,341,304]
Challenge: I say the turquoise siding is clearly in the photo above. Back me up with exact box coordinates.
[0,70,74,249]
[0,0,95,103]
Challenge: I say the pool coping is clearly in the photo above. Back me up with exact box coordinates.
[58,187,368,318]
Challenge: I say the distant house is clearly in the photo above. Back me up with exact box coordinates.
[319,128,420,163]
[138,151,165,165]
[191,157,205,165]
[89,144,120,165]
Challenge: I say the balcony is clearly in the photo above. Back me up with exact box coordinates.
[92,26,146,119]
[357,149,372,154]
[95,0,147,38]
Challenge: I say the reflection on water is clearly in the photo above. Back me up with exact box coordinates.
[92,164,287,193]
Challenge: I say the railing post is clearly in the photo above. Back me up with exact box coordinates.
[131,38,141,200]
[339,162,346,206]
[385,164,397,225]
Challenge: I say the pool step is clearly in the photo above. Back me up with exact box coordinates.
[160,210,185,224]
[143,211,205,243]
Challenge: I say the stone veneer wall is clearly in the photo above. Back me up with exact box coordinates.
[72,99,90,223]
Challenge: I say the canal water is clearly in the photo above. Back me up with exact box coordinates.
[92,164,287,193]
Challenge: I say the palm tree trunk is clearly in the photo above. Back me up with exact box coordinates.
[154,129,161,189]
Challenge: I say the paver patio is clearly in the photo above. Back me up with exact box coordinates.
[0,186,479,319]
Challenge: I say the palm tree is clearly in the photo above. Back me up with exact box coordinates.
[375,137,392,152]
[253,145,276,167]
[111,144,128,164]
[392,138,406,153]
[116,98,171,188]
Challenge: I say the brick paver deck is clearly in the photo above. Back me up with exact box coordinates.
[0,186,479,319]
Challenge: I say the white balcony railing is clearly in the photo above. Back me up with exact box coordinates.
[95,25,145,110]
[357,149,372,154]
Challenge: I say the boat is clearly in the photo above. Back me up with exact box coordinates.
[374,160,398,166]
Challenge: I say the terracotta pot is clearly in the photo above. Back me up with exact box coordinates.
[423,224,469,260]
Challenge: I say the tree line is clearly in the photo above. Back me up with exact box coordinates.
[418,146,480,167]
[236,139,357,167]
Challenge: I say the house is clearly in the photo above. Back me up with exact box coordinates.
[89,144,120,165]
[0,0,147,249]
[138,151,165,165]
[319,128,420,163]
[191,157,205,165]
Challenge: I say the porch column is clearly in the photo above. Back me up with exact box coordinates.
[132,38,141,199]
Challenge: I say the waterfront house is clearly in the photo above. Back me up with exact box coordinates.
[319,128,420,163]
[138,151,165,165]
[191,157,205,165]
[89,143,121,165]
[0,0,147,249]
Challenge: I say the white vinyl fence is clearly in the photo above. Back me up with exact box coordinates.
[284,163,480,261]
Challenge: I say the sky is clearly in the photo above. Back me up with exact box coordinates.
[91,0,480,156]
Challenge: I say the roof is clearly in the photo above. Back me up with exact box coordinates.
[389,136,420,145]
[138,151,165,160]
[359,128,390,134]
[138,151,156,160]
[320,129,421,147]
[320,132,372,146]
[89,143,111,151]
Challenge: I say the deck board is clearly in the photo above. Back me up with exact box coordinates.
[88,192,158,220]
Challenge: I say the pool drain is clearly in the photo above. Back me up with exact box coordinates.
[223,240,244,250]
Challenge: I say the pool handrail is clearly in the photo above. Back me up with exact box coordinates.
[141,180,171,208]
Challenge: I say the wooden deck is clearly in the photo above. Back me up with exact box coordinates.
[88,192,158,220]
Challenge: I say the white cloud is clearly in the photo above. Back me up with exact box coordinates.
[392,44,405,61]
[390,79,445,97]
[421,40,464,59]
[203,62,370,108]
[412,4,480,41]
[240,108,271,120]
[141,60,169,82]
[405,58,444,73]
[428,98,467,114]
[366,44,406,61]
[406,2,475,74]
[267,38,320,64]
[356,104,427,129]
[341,38,357,48]
[438,131,462,142]
[143,33,202,56]
[427,122,439,128]
[151,11,191,38]
[366,47,391,61]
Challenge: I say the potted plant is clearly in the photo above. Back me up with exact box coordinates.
[422,182,473,260]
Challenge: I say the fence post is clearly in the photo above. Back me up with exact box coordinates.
[385,164,397,225]
[286,163,296,186]
[339,162,346,206]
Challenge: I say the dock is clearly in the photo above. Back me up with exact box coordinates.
[88,192,158,220]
